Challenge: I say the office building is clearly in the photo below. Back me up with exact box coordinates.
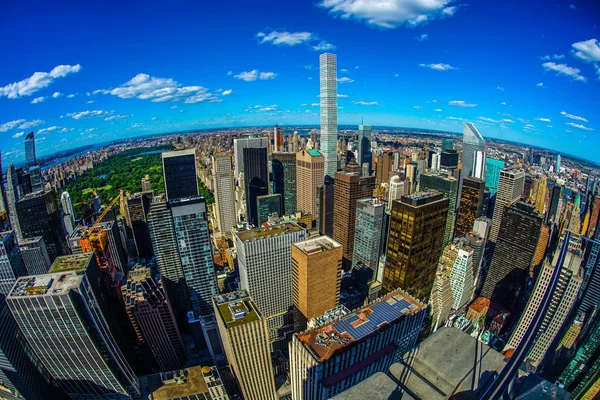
[16,189,66,261]
[461,122,486,180]
[162,149,199,201]
[5,164,22,240]
[0,231,26,296]
[291,236,342,322]
[489,169,525,242]
[382,192,449,301]
[273,124,283,152]
[272,152,297,215]
[547,183,562,224]
[333,161,376,268]
[28,165,43,193]
[472,150,486,180]
[430,246,457,331]
[18,236,51,275]
[375,152,393,186]
[440,150,459,171]
[256,193,281,226]
[127,192,153,259]
[535,175,547,214]
[556,154,561,173]
[482,202,543,312]
[243,146,269,226]
[485,158,505,196]
[352,198,386,271]
[68,222,127,278]
[123,266,187,371]
[141,174,152,193]
[146,366,229,400]
[316,177,334,237]
[357,123,372,173]
[7,267,140,398]
[320,53,338,179]
[297,149,324,220]
[171,196,218,319]
[234,222,307,350]
[505,239,583,368]
[233,137,269,180]
[0,152,6,216]
[60,191,77,220]
[442,139,454,152]
[449,241,475,310]
[24,132,36,166]
[455,177,485,238]
[147,195,190,326]
[419,172,458,248]
[289,289,426,400]
[388,175,405,210]
[213,291,277,400]
[212,155,237,238]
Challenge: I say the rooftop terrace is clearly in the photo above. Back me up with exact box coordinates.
[9,272,83,298]
[294,235,341,255]
[401,191,444,206]
[297,289,425,363]
[236,221,304,242]
[49,253,93,274]
[214,290,261,328]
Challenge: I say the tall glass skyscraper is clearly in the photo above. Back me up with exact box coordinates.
[162,149,199,201]
[485,158,505,195]
[24,132,36,166]
[357,123,372,174]
[243,147,269,226]
[461,122,486,179]
[319,53,338,179]
[272,152,297,215]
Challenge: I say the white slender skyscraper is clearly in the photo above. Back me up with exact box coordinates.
[61,191,77,219]
[462,122,486,179]
[320,53,338,179]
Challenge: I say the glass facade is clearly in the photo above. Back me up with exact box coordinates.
[162,150,199,201]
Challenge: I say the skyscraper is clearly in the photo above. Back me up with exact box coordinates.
[233,136,269,180]
[123,266,187,371]
[352,197,386,271]
[213,290,277,400]
[472,150,486,180]
[461,122,486,180]
[127,192,153,259]
[388,175,405,210]
[60,190,77,219]
[489,169,525,242]
[171,196,218,319]
[382,192,449,301]
[234,222,306,351]
[5,163,21,240]
[7,266,140,398]
[556,154,561,173]
[146,195,190,326]
[24,132,36,166]
[289,289,426,400]
[375,152,393,186]
[485,158,505,196]
[273,124,283,152]
[296,149,324,220]
[141,174,152,193]
[16,189,66,261]
[442,138,454,152]
[356,123,372,173]
[455,177,485,238]
[212,155,237,238]
[162,149,199,201]
[319,53,338,179]
[316,177,334,237]
[333,160,376,268]
[18,236,51,275]
[272,152,297,215]
[243,146,269,226]
[449,241,475,310]
[291,236,342,322]
[482,201,543,312]
[430,245,457,331]
[535,175,547,214]
[0,231,26,296]
[256,193,281,225]
[419,172,458,248]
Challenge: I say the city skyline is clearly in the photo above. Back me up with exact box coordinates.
[1,1,599,165]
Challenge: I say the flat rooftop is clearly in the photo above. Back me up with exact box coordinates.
[49,253,93,274]
[149,366,209,400]
[297,289,425,363]
[294,235,341,255]
[236,221,304,242]
[214,290,261,329]
[0,230,14,241]
[401,191,445,206]
[162,148,196,158]
[17,236,44,246]
[9,272,83,298]
[306,149,322,157]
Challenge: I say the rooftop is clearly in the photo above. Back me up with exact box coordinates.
[294,235,341,255]
[17,236,44,246]
[307,149,322,157]
[297,289,425,363]
[161,148,196,158]
[149,366,209,400]
[49,253,93,274]
[235,221,304,242]
[401,191,445,206]
[214,290,261,329]
[9,272,83,298]
[0,230,14,241]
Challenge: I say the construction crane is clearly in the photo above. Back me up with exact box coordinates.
[92,194,121,227]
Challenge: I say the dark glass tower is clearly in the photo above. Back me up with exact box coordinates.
[126,192,153,260]
[15,189,66,262]
[243,147,268,226]
[316,177,335,237]
[357,123,372,174]
[272,152,297,215]
[162,149,199,201]
[24,132,36,166]
[455,177,485,238]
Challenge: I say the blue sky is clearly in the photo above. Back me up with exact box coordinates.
[1,0,599,165]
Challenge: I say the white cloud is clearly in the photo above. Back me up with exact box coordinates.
[540,54,565,61]
[304,65,314,70]
[313,40,336,51]
[478,116,498,123]
[234,70,277,81]
[447,116,463,121]
[337,77,354,83]
[340,68,349,73]
[537,82,544,87]
[257,31,313,46]
[151,117,157,121]
[311,103,320,107]
[338,94,348,98]
[67,93,76,98]
[571,39,600,62]
[433,109,442,112]
[501,119,514,123]
[87,100,95,104]
[413,105,423,109]
[308,77,314,80]
[131,123,144,128]
[448,100,477,108]
[12,131,25,139]
[415,33,428,41]
[542,62,586,81]
[246,104,278,112]
[300,103,308,107]
[318,0,459,29]
[19,120,44,129]
[0,64,81,99]
[0,119,26,132]
[52,92,62,98]
[419,63,455,71]
[67,110,112,120]
[227,71,233,76]
[100,73,220,103]
[221,89,233,96]
[105,114,133,121]
[31,96,45,104]
[500,102,507,105]
[394,73,399,77]
[566,122,594,131]
[170,105,178,109]
[534,117,551,122]
[353,100,378,106]
[38,126,58,134]
[561,111,588,122]
[570,3,576,9]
